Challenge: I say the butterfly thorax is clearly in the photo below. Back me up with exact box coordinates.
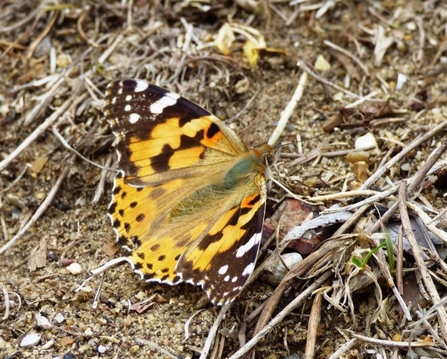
[222,150,265,188]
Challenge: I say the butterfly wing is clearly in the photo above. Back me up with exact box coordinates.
[104,79,267,304]
[178,177,267,304]
[106,80,248,186]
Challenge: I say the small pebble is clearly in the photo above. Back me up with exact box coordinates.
[6,193,26,209]
[98,345,107,354]
[314,54,331,71]
[35,313,52,329]
[55,313,65,323]
[355,132,378,151]
[60,336,75,347]
[346,151,369,164]
[123,316,132,327]
[61,258,75,267]
[401,163,411,172]
[42,339,55,349]
[264,252,303,285]
[57,53,72,68]
[396,73,407,90]
[20,333,41,348]
[66,262,83,274]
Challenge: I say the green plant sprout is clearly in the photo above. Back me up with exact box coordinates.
[351,224,395,271]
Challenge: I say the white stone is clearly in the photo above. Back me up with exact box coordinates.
[396,73,407,90]
[35,313,52,329]
[66,262,83,274]
[264,252,303,285]
[355,132,378,151]
[20,333,41,348]
[54,313,65,323]
[42,339,55,349]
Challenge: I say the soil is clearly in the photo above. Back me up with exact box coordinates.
[1,1,447,358]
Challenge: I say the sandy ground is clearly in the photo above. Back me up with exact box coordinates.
[1,1,447,358]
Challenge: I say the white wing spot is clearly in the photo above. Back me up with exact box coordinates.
[224,275,230,282]
[111,97,116,104]
[129,113,140,124]
[231,276,238,283]
[124,104,131,112]
[134,80,149,92]
[242,263,255,277]
[150,93,180,114]
[218,265,228,275]
[125,95,132,101]
[235,233,261,258]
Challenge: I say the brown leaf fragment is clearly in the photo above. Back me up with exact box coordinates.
[263,198,312,242]
[103,242,120,256]
[323,101,395,131]
[28,238,47,272]
[130,300,155,314]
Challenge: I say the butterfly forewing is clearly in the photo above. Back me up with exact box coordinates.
[104,79,268,304]
[105,80,248,185]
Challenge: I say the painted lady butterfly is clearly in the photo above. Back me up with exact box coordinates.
[104,79,269,305]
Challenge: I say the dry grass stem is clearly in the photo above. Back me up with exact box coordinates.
[0,166,69,254]
[398,182,447,338]
[360,120,447,190]
[229,271,333,359]
[200,305,229,359]
[351,332,434,348]
[268,69,307,147]
[323,40,370,76]
[298,60,362,99]
[327,338,357,359]
[304,291,323,359]
[0,89,80,172]
[407,140,447,194]
[1,286,10,321]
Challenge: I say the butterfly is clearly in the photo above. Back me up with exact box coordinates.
[104,79,270,305]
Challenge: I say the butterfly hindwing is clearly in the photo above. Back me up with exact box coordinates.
[104,79,268,304]
[178,181,266,304]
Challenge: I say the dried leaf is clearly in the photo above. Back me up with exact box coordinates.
[214,23,235,56]
[28,238,47,272]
